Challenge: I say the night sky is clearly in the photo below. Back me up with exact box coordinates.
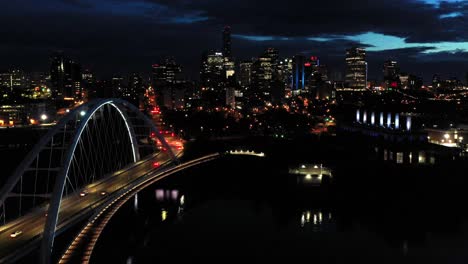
[1,0,467,82]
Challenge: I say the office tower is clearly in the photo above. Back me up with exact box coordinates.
[292,55,306,91]
[226,86,236,108]
[50,52,81,100]
[278,58,293,89]
[345,47,367,90]
[383,60,399,80]
[0,69,27,92]
[112,75,125,97]
[81,69,95,100]
[383,60,399,89]
[251,55,273,98]
[223,26,232,59]
[239,61,253,87]
[151,57,182,88]
[125,73,143,107]
[264,48,279,80]
[200,50,225,89]
[224,60,235,79]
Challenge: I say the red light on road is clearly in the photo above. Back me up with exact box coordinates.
[150,132,156,138]
[152,162,160,168]
[171,133,175,137]
[304,62,311,67]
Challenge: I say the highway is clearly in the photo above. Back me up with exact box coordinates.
[58,153,221,264]
[0,135,184,263]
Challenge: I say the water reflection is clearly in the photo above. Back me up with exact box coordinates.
[300,209,334,232]
[161,209,167,221]
[154,188,186,221]
[93,156,468,263]
[133,193,138,211]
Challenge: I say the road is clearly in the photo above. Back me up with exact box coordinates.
[59,153,221,264]
[0,135,184,263]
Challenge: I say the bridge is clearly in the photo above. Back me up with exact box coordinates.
[0,99,270,263]
[0,99,183,263]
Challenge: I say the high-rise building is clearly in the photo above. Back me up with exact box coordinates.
[226,86,236,108]
[223,26,232,59]
[200,51,225,89]
[264,48,279,79]
[252,55,273,98]
[50,52,81,100]
[151,57,182,88]
[383,60,399,80]
[239,61,253,87]
[124,73,143,107]
[278,58,293,89]
[0,69,27,92]
[224,60,235,79]
[112,75,125,97]
[81,69,95,100]
[345,47,367,90]
[383,60,399,89]
[70,63,82,100]
[292,55,306,91]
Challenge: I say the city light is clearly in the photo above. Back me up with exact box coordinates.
[1,12,468,263]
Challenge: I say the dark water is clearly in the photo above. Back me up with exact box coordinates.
[92,142,468,264]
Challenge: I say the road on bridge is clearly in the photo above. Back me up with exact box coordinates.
[0,135,183,263]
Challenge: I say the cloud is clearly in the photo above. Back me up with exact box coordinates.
[439,12,463,18]
[0,0,466,81]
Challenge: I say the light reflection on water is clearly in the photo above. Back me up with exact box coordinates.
[92,155,468,263]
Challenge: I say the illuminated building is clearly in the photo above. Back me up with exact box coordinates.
[278,58,293,89]
[50,51,81,101]
[251,55,273,98]
[224,60,235,79]
[81,69,95,100]
[292,55,306,92]
[0,69,28,99]
[111,76,125,97]
[200,50,225,89]
[124,73,143,107]
[383,60,399,89]
[151,57,182,88]
[226,86,236,108]
[345,47,367,90]
[200,50,225,106]
[239,61,253,87]
[426,128,466,148]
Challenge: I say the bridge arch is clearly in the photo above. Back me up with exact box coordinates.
[0,98,177,262]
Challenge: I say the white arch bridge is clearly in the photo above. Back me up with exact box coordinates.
[0,99,181,263]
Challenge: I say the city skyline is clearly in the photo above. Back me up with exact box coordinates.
[0,0,467,81]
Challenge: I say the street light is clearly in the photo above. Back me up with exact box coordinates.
[40,114,48,121]
[80,110,86,116]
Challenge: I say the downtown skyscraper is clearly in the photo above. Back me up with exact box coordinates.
[345,47,367,90]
